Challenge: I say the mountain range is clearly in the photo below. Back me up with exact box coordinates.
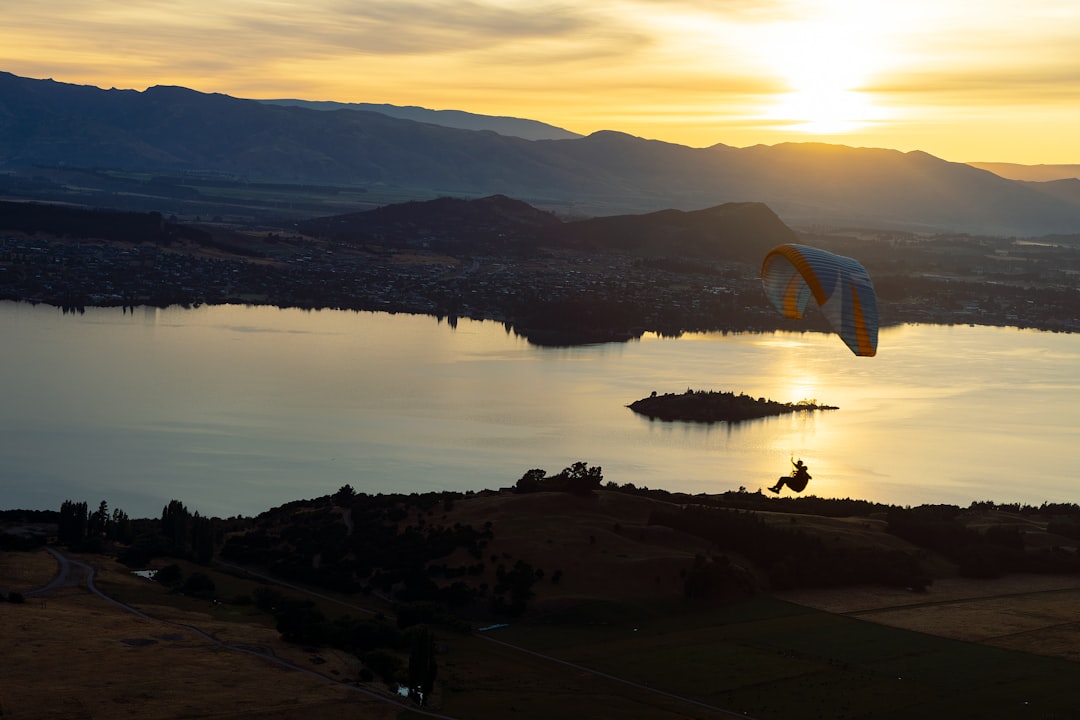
[258,98,583,141]
[2,71,1079,237]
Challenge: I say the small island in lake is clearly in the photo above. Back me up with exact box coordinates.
[628,389,838,423]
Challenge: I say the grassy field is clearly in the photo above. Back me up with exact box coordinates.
[444,596,1080,719]
[0,557,397,716]
[6,548,1080,719]
[7,493,1080,719]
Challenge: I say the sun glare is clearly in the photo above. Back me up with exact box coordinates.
[761,5,893,134]
[770,87,880,134]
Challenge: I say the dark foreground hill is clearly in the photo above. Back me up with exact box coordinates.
[10,484,1080,719]
[207,481,1080,620]
[4,71,1080,235]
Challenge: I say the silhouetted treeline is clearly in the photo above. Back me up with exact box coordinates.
[58,499,132,551]
[0,200,205,244]
[0,509,56,550]
[56,497,225,565]
[220,488,541,618]
[39,480,1080,627]
[647,505,930,591]
[643,493,1080,586]
[210,583,437,688]
[0,509,58,522]
[141,557,430,688]
[886,505,1080,578]
[514,462,604,495]
[606,483,893,519]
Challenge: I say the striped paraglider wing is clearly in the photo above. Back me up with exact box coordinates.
[761,243,879,357]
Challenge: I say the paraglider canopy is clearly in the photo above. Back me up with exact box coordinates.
[761,243,879,356]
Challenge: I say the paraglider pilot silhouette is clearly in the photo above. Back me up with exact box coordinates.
[769,457,811,493]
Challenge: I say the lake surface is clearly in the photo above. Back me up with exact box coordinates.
[3,301,1079,518]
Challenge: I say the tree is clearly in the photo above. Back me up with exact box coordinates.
[87,500,109,540]
[407,626,438,704]
[333,484,356,505]
[161,499,191,550]
[362,649,402,686]
[58,500,88,548]
[191,512,215,564]
[494,559,538,615]
[180,571,216,597]
[155,564,183,587]
[514,468,546,493]
[275,600,327,644]
[109,508,132,544]
[561,462,603,496]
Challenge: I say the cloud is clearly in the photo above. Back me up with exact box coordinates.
[1,0,657,107]
[236,0,604,55]
[3,1,627,73]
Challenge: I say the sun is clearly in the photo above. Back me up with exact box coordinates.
[762,8,892,134]
[770,86,879,135]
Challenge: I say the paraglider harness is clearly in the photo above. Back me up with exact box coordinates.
[769,458,811,493]
[788,458,811,492]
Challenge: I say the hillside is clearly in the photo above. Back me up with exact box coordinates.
[209,483,1080,619]
[4,71,1080,235]
[969,162,1080,182]
[295,194,562,255]
[295,195,794,262]
[259,98,583,141]
[555,201,796,262]
[10,490,1080,718]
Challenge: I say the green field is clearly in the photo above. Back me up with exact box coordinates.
[436,598,1080,719]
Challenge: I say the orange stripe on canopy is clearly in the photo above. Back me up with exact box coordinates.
[762,244,828,306]
[849,282,876,357]
[782,274,804,318]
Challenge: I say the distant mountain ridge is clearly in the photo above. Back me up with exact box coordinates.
[296,194,795,261]
[2,71,1079,237]
[259,98,583,141]
[969,162,1080,182]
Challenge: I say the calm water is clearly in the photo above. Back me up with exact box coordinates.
[3,301,1080,518]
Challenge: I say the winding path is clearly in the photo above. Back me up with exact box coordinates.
[23,547,753,720]
[22,548,457,720]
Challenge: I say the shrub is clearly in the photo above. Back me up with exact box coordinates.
[155,564,183,587]
[180,572,216,597]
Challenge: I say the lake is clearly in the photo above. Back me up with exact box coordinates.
[3,301,1079,518]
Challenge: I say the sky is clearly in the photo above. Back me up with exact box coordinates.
[3,0,1080,165]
